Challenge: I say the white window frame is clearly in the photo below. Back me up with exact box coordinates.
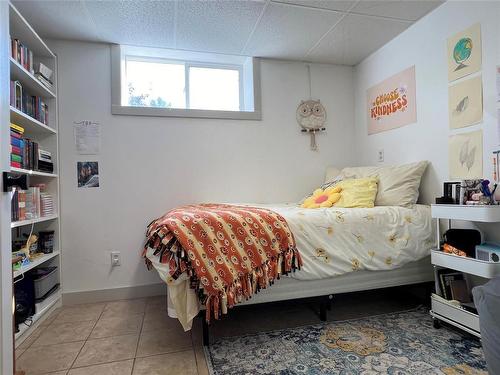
[111,45,261,120]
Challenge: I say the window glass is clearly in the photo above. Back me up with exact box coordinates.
[188,66,240,111]
[125,59,185,108]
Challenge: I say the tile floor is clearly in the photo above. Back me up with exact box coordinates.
[15,296,207,375]
[15,285,428,375]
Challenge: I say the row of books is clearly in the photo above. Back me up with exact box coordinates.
[10,37,54,91]
[10,123,54,173]
[10,37,34,74]
[10,80,49,125]
[11,185,55,222]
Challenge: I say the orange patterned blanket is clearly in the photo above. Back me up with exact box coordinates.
[143,204,301,322]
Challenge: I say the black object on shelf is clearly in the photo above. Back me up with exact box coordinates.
[443,228,481,258]
[38,231,55,254]
[3,171,28,192]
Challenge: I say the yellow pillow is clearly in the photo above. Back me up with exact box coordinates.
[334,177,378,208]
[302,186,342,209]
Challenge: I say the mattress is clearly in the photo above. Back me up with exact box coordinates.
[145,203,433,330]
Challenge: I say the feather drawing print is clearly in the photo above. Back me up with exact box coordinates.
[459,139,476,171]
[454,96,469,116]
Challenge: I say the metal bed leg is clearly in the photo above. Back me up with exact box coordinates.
[202,315,210,347]
[320,301,328,321]
[320,294,334,321]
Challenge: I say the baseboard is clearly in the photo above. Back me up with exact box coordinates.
[62,283,166,306]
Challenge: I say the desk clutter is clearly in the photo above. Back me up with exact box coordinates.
[436,179,498,205]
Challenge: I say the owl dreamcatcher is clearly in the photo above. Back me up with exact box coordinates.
[296,65,326,151]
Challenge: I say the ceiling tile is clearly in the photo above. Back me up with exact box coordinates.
[307,13,410,65]
[176,1,265,54]
[83,1,176,48]
[11,1,100,42]
[244,2,343,60]
[351,0,444,21]
[272,0,357,12]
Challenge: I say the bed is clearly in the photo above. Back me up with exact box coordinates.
[144,203,434,335]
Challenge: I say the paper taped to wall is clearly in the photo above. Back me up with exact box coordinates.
[74,120,100,155]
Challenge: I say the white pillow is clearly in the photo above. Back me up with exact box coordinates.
[324,166,341,184]
[339,161,428,207]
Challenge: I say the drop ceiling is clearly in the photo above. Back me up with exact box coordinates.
[12,0,443,66]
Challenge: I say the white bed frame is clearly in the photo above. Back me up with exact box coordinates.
[200,256,434,345]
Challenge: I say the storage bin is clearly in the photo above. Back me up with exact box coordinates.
[31,266,59,300]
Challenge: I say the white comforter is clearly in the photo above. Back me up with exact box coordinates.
[146,204,433,330]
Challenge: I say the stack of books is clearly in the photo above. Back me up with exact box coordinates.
[38,149,53,173]
[10,38,34,74]
[9,79,49,125]
[11,186,41,222]
[10,123,25,168]
[40,192,54,217]
[35,63,53,90]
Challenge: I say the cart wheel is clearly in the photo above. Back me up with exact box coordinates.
[433,319,441,329]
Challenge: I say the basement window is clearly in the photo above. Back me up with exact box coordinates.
[111,45,261,120]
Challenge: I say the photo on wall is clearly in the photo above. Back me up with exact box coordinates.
[366,65,417,135]
[448,76,483,129]
[77,161,99,188]
[447,23,481,82]
[449,130,483,179]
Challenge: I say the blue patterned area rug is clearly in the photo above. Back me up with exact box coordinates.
[204,308,488,375]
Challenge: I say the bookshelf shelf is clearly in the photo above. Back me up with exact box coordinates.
[9,2,55,59]
[14,288,61,343]
[7,2,61,359]
[10,167,57,178]
[10,106,56,135]
[11,214,58,229]
[10,57,56,98]
[13,251,60,278]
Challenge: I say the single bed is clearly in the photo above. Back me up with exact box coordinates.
[144,203,434,334]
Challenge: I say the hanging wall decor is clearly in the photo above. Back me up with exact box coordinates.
[447,23,481,82]
[448,75,483,129]
[366,65,417,135]
[297,65,326,151]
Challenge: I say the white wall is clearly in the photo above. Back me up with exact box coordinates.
[354,1,500,205]
[51,40,355,295]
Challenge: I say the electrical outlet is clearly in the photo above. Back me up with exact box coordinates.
[378,149,384,162]
[111,251,121,266]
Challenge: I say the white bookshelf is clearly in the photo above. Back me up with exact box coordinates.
[430,204,500,338]
[8,2,62,348]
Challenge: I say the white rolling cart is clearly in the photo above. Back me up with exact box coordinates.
[430,204,500,337]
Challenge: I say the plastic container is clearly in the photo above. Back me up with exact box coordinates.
[31,266,59,300]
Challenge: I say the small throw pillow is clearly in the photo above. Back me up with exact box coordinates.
[302,186,342,209]
[339,161,428,207]
[334,177,379,208]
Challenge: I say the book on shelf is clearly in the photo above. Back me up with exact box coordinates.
[437,268,465,300]
[9,122,54,173]
[11,185,54,222]
[9,80,49,125]
[10,37,34,74]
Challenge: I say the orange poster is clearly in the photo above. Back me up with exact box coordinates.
[367,66,417,135]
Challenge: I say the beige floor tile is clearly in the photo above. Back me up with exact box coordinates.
[16,325,46,350]
[15,347,25,359]
[40,307,62,326]
[68,359,134,375]
[89,314,143,339]
[137,325,192,357]
[132,350,198,375]
[101,299,146,318]
[73,334,138,368]
[194,345,209,375]
[46,372,68,375]
[55,303,105,323]
[32,320,95,346]
[17,341,84,374]
[142,311,179,332]
[145,296,167,313]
